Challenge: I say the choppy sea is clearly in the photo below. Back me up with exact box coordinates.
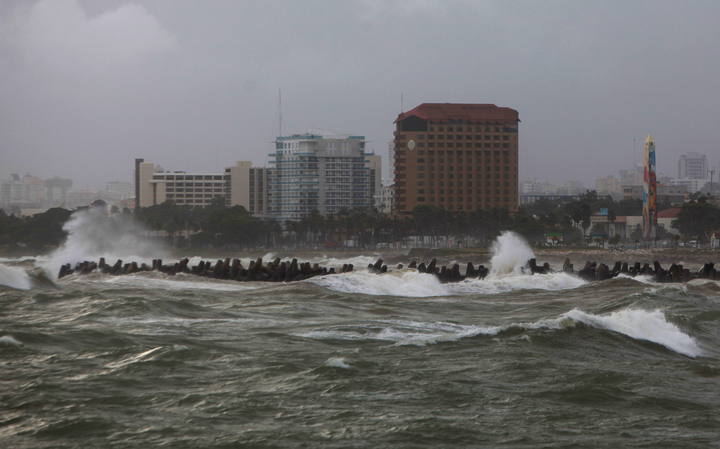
[1,247,719,448]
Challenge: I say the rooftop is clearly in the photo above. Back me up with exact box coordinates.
[395,103,519,123]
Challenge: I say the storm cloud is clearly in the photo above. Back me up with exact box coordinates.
[1,0,719,187]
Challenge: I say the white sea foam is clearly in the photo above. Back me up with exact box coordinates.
[0,335,23,346]
[0,263,32,290]
[325,357,352,369]
[298,308,701,357]
[563,308,701,357]
[41,208,168,279]
[489,231,536,276]
[310,271,451,297]
[105,346,164,369]
[448,272,586,295]
[312,255,379,268]
[98,274,260,292]
[310,269,586,297]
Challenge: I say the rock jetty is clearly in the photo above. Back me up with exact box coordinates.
[57,256,720,284]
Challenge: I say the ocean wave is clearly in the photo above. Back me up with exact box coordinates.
[0,263,32,290]
[297,308,701,357]
[309,271,450,297]
[324,357,352,369]
[562,308,701,357]
[95,274,261,292]
[309,270,586,297]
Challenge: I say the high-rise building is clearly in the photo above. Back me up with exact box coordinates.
[392,103,519,214]
[134,159,267,214]
[366,153,382,205]
[269,133,371,221]
[678,152,708,179]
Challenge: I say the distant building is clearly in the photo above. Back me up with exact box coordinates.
[134,159,267,214]
[366,154,382,205]
[519,193,582,205]
[521,179,556,195]
[670,177,705,194]
[556,180,586,195]
[619,167,643,186]
[1,174,45,207]
[269,133,372,221]
[393,103,519,215]
[678,152,708,179]
[623,183,687,204]
[595,176,622,196]
[376,184,395,214]
[105,181,133,200]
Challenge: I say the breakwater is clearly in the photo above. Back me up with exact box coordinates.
[56,256,720,284]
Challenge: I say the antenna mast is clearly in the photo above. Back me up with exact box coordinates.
[400,92,404,113]
[278,88,283,137]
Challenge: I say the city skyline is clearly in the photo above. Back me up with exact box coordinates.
[2,0,720,188]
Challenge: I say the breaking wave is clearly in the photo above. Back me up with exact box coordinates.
[310,270,586,297]
[41,208,168,279]
[490,231,536,275]
[298,308,701,357]
[563,308,701,357]
[0,263,32,290]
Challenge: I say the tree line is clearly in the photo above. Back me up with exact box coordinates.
[1,192,719,253]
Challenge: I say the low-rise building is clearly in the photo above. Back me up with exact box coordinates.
[134,159,267,215]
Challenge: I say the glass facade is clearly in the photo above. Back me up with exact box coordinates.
[269,134,371,221]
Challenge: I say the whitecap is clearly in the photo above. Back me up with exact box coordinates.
[99,275,259,292]
[562,308,701,357]
[0,263,32,290]
[297,308,702,357]
[325,357,352,369]
[310,271,450,297]
[0,335,22,346]
[310,269,586,297]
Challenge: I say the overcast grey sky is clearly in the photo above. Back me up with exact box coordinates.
[1,0,719,188]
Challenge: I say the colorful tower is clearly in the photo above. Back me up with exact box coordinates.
[642,135,657,240]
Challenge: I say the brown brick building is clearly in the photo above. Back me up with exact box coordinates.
[393,103,519,215]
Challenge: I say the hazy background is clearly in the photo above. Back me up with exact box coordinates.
[1,0,718,188]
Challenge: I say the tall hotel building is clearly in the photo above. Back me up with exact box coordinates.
[393,103,519,214]
[269,134,372,221]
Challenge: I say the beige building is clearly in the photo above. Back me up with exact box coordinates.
[366,153,382,204]
[135,158,267,214]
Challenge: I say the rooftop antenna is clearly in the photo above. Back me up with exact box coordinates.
[400,92,404,113]
[278,88,283,138]
[632,137,637,167]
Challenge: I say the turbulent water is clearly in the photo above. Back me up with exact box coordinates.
[1,230,719,447]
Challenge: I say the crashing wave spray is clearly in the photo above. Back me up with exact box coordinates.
[489,231,536,276]
[41,208,169,278]
[0,263,32,290]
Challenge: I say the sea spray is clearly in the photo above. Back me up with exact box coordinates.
[489,231,536,275]
[42,208,169,278]
[0,263,32,290]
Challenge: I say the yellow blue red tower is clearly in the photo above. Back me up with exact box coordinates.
[642,135,657,240]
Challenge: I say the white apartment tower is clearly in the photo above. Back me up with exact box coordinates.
[269,134,372,221]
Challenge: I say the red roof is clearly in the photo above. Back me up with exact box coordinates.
[395,103,519,123]
[657,207,682,218]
